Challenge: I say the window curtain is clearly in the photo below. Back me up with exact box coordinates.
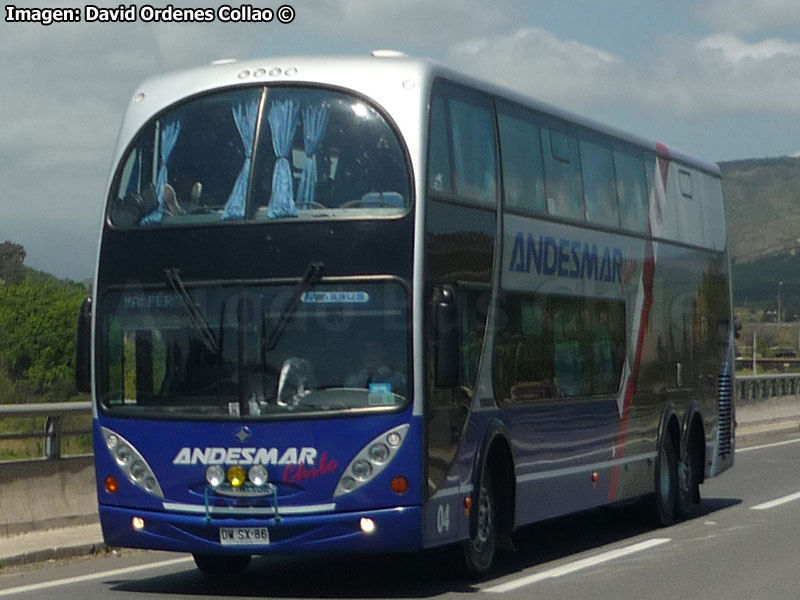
[222,96,260,220]
[266,99,300,218]
[141,117,182,225]
[296,103,330,208]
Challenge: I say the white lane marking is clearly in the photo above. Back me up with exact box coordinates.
[737,437,800,454]
[751,490,800,511]
[483,538,670,593]
[0,556,193,597]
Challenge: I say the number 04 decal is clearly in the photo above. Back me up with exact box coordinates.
[436,503,450,533]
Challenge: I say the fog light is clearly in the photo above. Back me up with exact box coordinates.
[105,475,119,494]
[248,465,269,487]
[360,518,376,534]
[228,465,247,487]
[206,465,225,487]
[132,517,145,531]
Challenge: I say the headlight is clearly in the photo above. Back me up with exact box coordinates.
[334,424,409,497]
[102,427,164,498]
[351,460,373,481]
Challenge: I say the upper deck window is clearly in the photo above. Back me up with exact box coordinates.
[426,81,497,206]
[109,86,410,228]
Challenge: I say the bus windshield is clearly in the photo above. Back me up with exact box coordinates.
[109,86,410,227]
[99,280,409,418]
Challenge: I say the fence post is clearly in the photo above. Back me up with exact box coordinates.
[44,415,62,460]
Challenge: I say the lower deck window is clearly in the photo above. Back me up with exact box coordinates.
[495,294,626,402]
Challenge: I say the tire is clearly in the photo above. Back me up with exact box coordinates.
[652,433,678,527]
[461,466,497,578]
[676,439,701,519]
[192,553,251,577]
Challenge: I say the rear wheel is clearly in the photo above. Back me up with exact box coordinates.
[462,467,497,578]
[676,436,701,518]
[652,433,678,526]
[192,553,251,577]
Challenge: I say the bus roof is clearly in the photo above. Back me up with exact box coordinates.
[116,53,720,177]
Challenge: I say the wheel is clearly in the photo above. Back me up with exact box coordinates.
[461,467,497,577]
[652,433,678,526]
[676,438,701,518]
[192,553,251,577]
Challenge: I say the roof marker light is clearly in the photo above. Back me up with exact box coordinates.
[371,50,408,58]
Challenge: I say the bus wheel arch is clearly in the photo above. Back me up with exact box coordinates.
[462,427,515,577]
[677,410,705,517]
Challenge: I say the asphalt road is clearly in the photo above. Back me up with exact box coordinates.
[2,437,800,599]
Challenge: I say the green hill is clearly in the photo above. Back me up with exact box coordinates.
[721,156,800,264]
[0,241,89,403]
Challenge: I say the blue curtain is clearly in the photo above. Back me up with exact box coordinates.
[266,99,300,218]
[141,117,181,225]
[222,96,260,220]
[296,103,330,208]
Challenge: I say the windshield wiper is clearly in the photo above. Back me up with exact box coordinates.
[165,268,219,354]
[264,262,324,352]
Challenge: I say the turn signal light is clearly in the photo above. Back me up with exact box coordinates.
[390,476,409,494]
[105,475,119,493]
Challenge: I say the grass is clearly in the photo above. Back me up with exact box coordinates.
[0,413,93,461]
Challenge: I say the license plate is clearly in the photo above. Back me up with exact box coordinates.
[219,527,270,546]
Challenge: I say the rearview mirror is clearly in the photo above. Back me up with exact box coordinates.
[75,297,92,393]
[433,286,459,388]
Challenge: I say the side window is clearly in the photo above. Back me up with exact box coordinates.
[495,294,625,402]
[427,94,453,194]
[497,101,545,214]
[580,133,619,228]
[427,81,497,205]
[614,147,648,233]
[541,122,583,220]
[679,169,693,198]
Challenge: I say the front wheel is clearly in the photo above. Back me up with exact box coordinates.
[192,553,251,577]
[461,467,497,578]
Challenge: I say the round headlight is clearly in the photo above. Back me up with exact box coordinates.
[144,476,158,493]
[228,465,247,488]
[106,434,119,450]
[386,432,402,447]
[206,465,225,487]
[130,460,147,481]
[351,459,372,481]
[248,465,269,487]
[368,443,390,464]
[115,444,132,465]
[340,476,357,492]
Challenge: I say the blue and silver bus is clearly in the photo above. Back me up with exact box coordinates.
[76,52,735,576]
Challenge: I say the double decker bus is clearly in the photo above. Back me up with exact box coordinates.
[76,52,734,576]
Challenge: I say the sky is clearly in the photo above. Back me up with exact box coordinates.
[2,0,800,281]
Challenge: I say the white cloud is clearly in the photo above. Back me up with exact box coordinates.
[445,28,800,116]
[296,0,523,52]
[697,33,800,62]
[696,0,800,34]
[447,27,628,107]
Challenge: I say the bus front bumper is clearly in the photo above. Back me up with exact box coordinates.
[98,504,423,555]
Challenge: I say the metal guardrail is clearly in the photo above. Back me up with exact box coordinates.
[0,401,92,459]
[736,374,800,403]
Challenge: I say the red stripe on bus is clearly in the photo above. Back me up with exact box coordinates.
[609,150,668,500]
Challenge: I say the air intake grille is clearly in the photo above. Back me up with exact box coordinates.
[717,374,733,456]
